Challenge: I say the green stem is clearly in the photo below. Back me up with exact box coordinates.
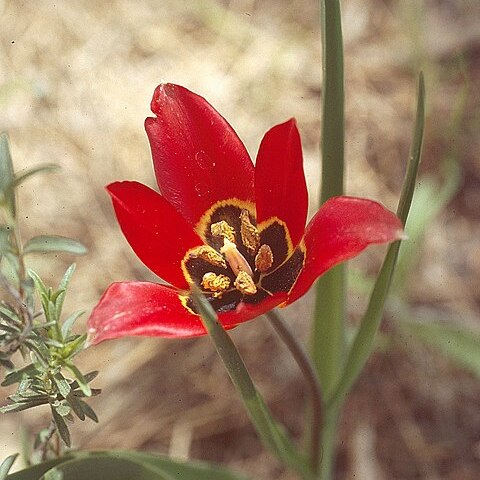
[313,1,345,478]
[266,310,323,475]
[191,288,313,479]
[318,407,339,480]
[314,0,345,394]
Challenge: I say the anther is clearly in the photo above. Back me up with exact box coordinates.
[201,272,231,297]
[240,210,260,254]
[234,271,257,295]
[189,245,227,269]
[220,238,253,277]
[211,220,236,243]
[255,244,274,272]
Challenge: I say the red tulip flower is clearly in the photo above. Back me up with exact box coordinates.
[88,84,403,344]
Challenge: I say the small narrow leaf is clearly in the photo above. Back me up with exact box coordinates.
[0,133,16,218]
[2,364,38,387]
[77,399,98,423]
[53,374,71,398]
[0,225,13,254]
[328,73,425,410]
[0,453,18,480]
[61,311,84,341]
[27,270,48,298]
[10,163,60,190]
[64,363,91,397]
[24,236,86,256]
[51,408,71,447]
[58,264,76,292]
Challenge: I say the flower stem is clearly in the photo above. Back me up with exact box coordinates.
[191,288,313,479]
[266,310,323,475]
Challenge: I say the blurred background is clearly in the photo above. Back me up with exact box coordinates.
[0,0,479,478]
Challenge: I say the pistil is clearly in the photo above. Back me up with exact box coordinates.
[220,238,253,277]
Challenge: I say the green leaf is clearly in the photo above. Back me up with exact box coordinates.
[0,225,13,254]
[0,133,16,219]
[64,363,91,396]
[328,72,426,411]
[60,311,84,340]
[61,333,87,359]
[191,288,311,479]
[0,454,18,480]
[1,364,38,387]
[53,374,71,398]
[6,452,250,480]
[24,236,87,256]
[0,455,17,479]
[27,270,48,298]
[76,399,98,423]
[0,399,48,413]
[400,319,480,378]
[10,164,60,190]
[51,408,71,447]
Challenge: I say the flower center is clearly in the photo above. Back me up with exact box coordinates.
[187,209,273,297]
[180,200,305,315]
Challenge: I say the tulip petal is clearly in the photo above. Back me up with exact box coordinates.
[255,119,308,248]
[107,181,204,290]
[145,84,255,226]
[286,196,404,304]
[87,282,287,344]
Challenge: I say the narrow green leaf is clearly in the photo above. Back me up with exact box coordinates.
[24,236,86,256]
[328,72,425,411]
[51,408,71,447]
[400,319,480,378]
[1,364,38,387]
[191,288,311,479]
[76,399,98,423]
[53,374,71,398]
[64,363,91,397]
[58,264,76,292]
[0,225,13,254]
[27,270,48,298]
[61,333,87,359]
[0,133,16,219]
[60,311,84,341]
[6,451,251,480]
[0,454,18,480]
[0,399,48,413]
[10,164,60,190]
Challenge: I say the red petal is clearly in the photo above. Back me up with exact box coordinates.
[107,181,204,290]
[255,119,308,248]
[87,282,203,343]
[145,84,255,226]
[88,282,287,344]
[286,196,404,304]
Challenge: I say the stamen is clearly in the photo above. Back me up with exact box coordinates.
[234,271,257,295]
[255,244,274,272]
[201,272,231,297]
[240,209,260,254]
[220,238,253,277]
[188,245,227,269]
[211,220,236,243]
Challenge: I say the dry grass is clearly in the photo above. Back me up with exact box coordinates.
[1,0,479,478]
